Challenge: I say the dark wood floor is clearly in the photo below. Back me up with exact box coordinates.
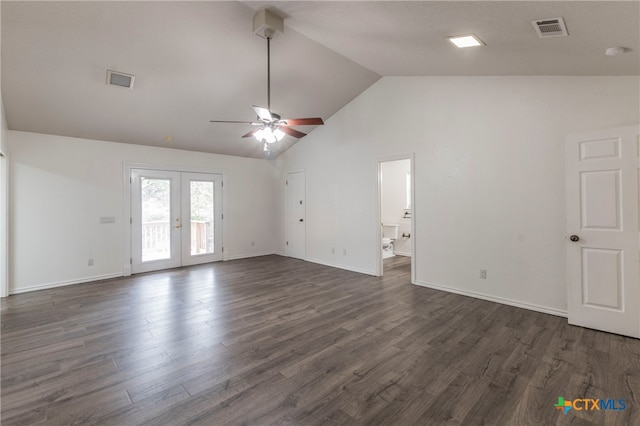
[1,255,639,425]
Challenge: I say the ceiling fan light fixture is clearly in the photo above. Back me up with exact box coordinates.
[273,128,285,140]
[254,126,284,144]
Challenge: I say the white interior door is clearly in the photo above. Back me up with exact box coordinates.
[286,171,305,259]
[131,169,223,273]
[566,124,640,338]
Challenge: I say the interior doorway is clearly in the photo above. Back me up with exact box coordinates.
[130,168,223,274]
[377,155,415,281]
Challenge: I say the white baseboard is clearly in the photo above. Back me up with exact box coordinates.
[224,251,277,261]
[305,257,376,276]
[10,272,123,295]
[394,251,412,257]
[414,280,568,318]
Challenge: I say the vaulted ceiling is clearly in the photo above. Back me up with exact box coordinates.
[2,1,638,158]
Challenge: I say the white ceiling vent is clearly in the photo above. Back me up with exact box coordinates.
[532,17,568,38]
[106,70,135,89]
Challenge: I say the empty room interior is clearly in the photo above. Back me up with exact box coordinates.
[1,1,640,424]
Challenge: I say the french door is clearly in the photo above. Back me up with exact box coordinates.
[131,169,223,274]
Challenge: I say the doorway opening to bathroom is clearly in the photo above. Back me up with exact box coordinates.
[377,155,415,282]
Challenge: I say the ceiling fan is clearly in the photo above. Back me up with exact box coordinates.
[210,10,324,154]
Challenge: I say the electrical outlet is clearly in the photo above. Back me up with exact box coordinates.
[331,247,335,254]
[88,259,94,266]
[343,249,347,256]
[480,269,487,279]
[251,241,255,246]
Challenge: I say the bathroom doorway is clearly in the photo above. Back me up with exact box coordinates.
[377,155,415,281]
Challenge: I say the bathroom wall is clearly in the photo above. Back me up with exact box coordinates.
[381,159,411,256]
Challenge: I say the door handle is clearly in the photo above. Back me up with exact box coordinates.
[569,235,580,242]
[299,219,304,222]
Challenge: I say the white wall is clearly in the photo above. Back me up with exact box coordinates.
[381,159,411,256]
[8,131,278,293]
[277,76,640,315]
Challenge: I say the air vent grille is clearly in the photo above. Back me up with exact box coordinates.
[106,70,135,89]
[532,17,568,38]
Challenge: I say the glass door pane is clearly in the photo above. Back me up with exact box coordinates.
[189,180,214,256]
[141,177,172,261]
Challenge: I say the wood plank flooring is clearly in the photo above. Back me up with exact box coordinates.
[1,255,639,425]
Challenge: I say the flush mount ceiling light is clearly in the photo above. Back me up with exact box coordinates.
[448,34,485,48]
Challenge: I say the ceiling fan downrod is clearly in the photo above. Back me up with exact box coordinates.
[266,36,271,113]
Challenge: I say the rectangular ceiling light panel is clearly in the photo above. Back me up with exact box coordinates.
[106,70,135,89]
[448,34,485,48]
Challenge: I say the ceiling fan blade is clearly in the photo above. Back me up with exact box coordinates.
[241,128,261,138]
[210,120,262,126]
[279,117,324,126]
[252,105,273,122]
[280,126,307,138]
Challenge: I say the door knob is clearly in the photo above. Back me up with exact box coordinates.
[569,235,580,242]
[299,219,304,222]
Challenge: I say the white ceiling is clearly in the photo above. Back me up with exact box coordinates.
[245,1,640,76]
[2,1,639,159]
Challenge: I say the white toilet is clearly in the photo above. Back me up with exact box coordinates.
[382,224,399,259]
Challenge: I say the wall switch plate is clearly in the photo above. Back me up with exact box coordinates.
[88,259,94,266]
[480,269,487,279]
[343,249,347,255]
[331,247,335,254]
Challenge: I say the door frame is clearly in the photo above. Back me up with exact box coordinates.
[0,152,8,298]
[376,153,416,284]
[123,162,227,276]
[285,169,306,260]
